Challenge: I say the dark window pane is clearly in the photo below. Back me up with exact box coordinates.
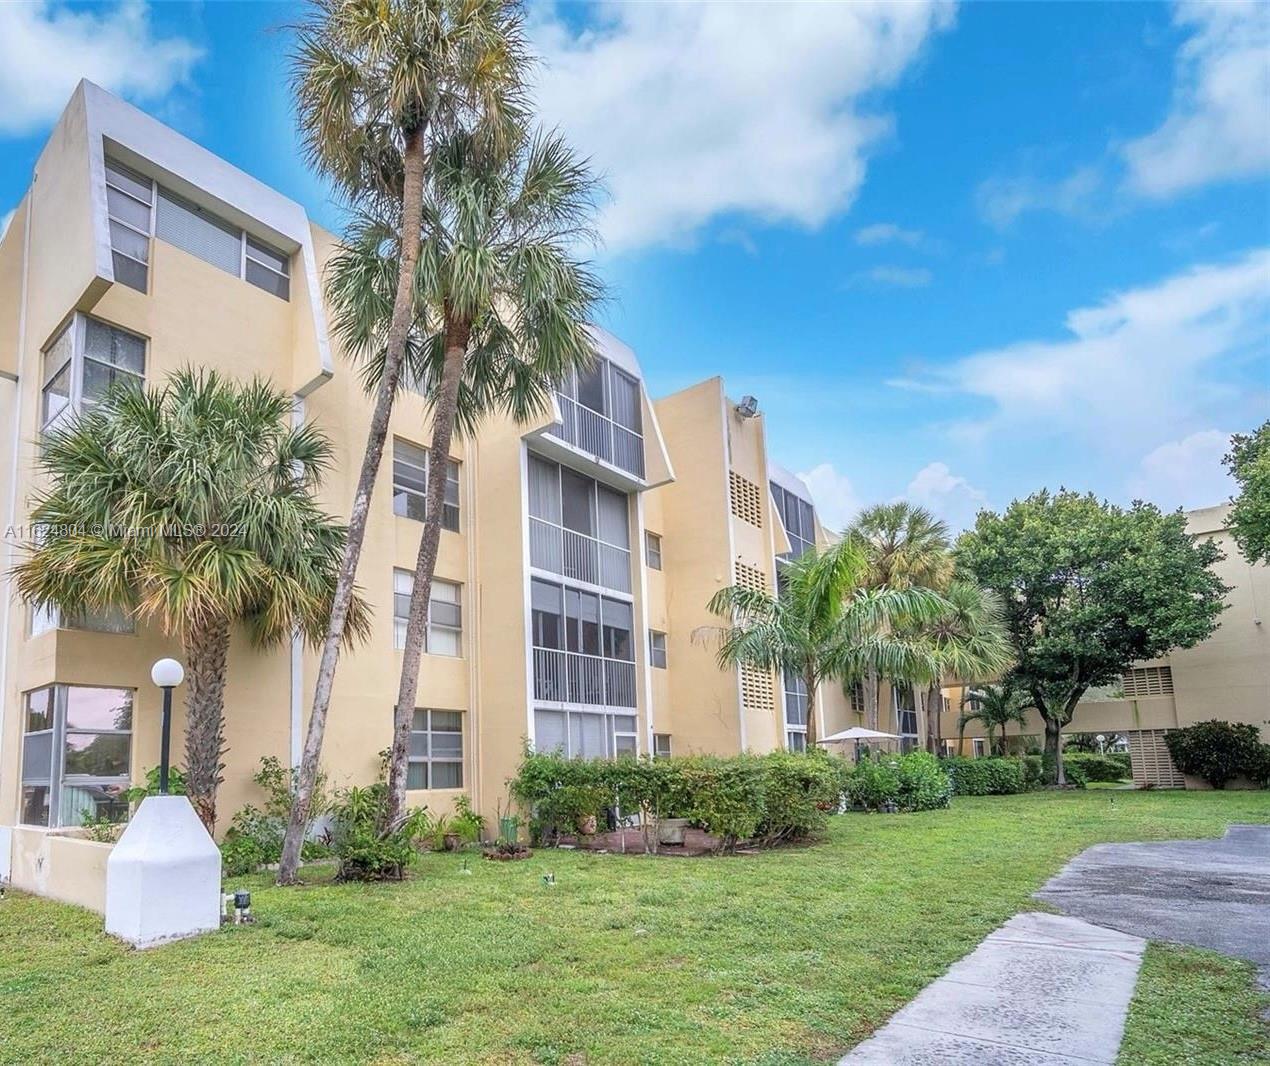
[245,237,289,275]
[406,762,427,789]
[107,186,152,230]
[64,732,130,777]
[109,220,150,263]
[105,159,152,202]
[21,785,51,827]
[85,319,146,373]
[24,687,53,732]
[60,784,129,827]
[560,469,594,535]
[576,362,605,414]
[431,761,462,789]
[111,252,147,292]
[245,259,290,300]
[431,710,462,732]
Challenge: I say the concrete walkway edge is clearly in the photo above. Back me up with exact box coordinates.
[839,911,1146,1064]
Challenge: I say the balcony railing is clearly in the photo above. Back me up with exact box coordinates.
[551,395,646,478]
[533,647,637,708]
[529,517,632,593]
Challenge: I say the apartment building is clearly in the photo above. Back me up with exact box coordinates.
[940,504,1270,786]
[0,83,848,857]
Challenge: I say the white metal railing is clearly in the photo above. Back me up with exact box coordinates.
[529,517,631,593]
[552,394,645,478]
[533,647,637,708]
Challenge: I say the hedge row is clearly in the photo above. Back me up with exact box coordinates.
[1165,721,1270,789]
[844,751,952,812]
[1062,752,1131,783]
[510,750,848,850]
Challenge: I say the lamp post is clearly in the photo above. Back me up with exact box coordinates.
[150,658,184,794]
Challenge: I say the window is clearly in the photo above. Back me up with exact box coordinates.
[20,685,133,828]
[41,315,146,433]
[649,630,667,669]
[894,684,919,754]
[533,709,637,759]
[244,237,291,300]
[530,577,637,707]
[393,571,462,656]
[771,482,816,559]
[653,733,672,759]
[406,709,464,789]
[645,531,662,570]
[30,603,134,637]
[783,668,808,752]
[848,680,866,716]
[105,158,154,292]
[972,738,987,759]
[527,454,631,592]
[392,439,460,531]
[550,358,645,477]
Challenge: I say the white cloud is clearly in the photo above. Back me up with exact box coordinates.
[855,223,926,248]
[1123,1,1270,197]
[532,1,956,251]
[976,165,1103,229]
[1128,430,1235,511]
[799,462,863,533]
[903,462,989,533]
[849,265,933,288]
[0,1,201,136]
[927,249,1270,448]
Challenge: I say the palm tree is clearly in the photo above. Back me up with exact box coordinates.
[846,502,952,731]
[703,539,948,747]
[911,582,1014,753]
[957,681,1031,757]
[328,125,603,826]
[279,0,528,883]
[14,371,368,832]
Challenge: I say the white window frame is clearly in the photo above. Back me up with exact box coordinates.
[533,708,639,759]
[20,684,134,828]
[393,570,463,656]
[104,157,155,293]
[649,630,667,669]
[40,314,147,434]
[653,733,672,759]
[406,708,464,790]
[972,738,987,759]
[392,438,460,531]
[645,531,662,570]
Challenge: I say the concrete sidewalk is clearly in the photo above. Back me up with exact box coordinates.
[840,911,1145,1064]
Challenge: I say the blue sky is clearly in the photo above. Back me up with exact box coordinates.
[1,1,1266,531]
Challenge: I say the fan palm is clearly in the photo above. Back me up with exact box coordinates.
[910,581,1014,753]
[846,502,952,730]
[957,680,1032,757]
[327,125,602,826]
[280,0,528,882]
[703,539,949,747]
[14,370,369,831]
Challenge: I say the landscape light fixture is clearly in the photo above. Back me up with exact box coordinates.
[150,658,185,794]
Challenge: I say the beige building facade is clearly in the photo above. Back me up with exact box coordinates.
[941,504,1270,785]
[0,83,851,852]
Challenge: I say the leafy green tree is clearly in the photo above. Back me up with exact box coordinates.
[1224,420,1270,566]
[957,681,1031,757]
[15,371,366,831]
[957,491,1227,783]
[912,582,1014,753]
[847,502,953,730]
[704,539,948,746]
[280,0,528,883]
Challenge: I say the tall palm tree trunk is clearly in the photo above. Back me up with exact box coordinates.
[864,668,880,731]
[386,321,470,826]
[925,681,942,754]
[183,617,231,833]
[278,126,428,884]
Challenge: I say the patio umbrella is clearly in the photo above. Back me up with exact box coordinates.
[817,726,902,763]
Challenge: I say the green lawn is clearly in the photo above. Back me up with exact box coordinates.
[1118,944,1269,1066]
[2,790,1267,1065]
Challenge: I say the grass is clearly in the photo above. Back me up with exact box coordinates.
[1,790,1267,1065]
[1118,944,1269,1065]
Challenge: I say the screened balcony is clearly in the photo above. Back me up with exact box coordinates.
[549,358,645,478]
[528,454,632,593]
[530,578,637,709]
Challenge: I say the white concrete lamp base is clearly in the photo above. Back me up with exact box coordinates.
[105,795,222,949]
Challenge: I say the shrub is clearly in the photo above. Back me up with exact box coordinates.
[1062,761,1089,788]
[329,784,429,881]
[1063,752,1130,783]
[944,757,1025,796]
[1019,754,1044,790]
[123,765,188,805]
[1165,721,1270,789]
[219,756,333,875]
[846,751,951,812]
[510,749,850,852]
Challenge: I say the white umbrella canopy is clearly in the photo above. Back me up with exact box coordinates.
[817,727,901,744]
